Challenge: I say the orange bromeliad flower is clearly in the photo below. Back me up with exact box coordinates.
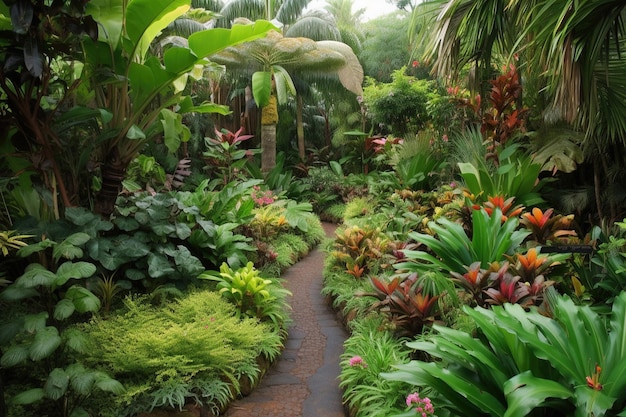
[482,195,524,222]
[522,207,554,228]
[517,248,546,271]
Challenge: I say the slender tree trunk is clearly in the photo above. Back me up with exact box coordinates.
[261,124,276,173]
[95,148,127,217]
[296,94,305,161]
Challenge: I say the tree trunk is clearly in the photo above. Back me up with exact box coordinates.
[95,149,127,217]
[261,124,276,173]
[296,94,305,161]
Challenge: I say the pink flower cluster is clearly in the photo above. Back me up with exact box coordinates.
[251,185,276,206]
[406,392,435,417]
[348,355,367,368]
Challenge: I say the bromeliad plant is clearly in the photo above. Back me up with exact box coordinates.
[360,274,442,337]
[199,262,291,332]
[397,208,529,276]
[458,143,547,207]
[382,289,626,417]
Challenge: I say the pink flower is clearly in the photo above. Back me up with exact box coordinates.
[406,392,435,416]
[442,134,448,142]
[412,60,419,67]
[349,356,367,368]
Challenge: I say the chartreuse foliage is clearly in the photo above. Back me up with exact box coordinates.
[199,262,291,333]
[383,289,626,417]
[79,291,283,416]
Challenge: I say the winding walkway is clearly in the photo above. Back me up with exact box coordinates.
[224,223,347,417]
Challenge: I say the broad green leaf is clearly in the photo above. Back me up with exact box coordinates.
[273,65,296,105]
[160,108,182,153]
[53,232,91,261]
[1,345,29,367]
[0,286,37,301]
[30,327,62,361]
[163,46,197,74]
[94,372,125,394]
[458,162,482,196]
[10,388,44,405]
[85,0,124,47]
[125,0,190,60]
[126,123,146,140]
[15,264,56,288]
[44,368,69,400]
[54,299,76,320]
[252,71,272,108]
[23,312,48,332]
[179,100,231,115]
[65,286,101,313]
[574,386,617,417]
[147,253,175,278]
[63,328,89,354]
[189,20,276,58]
[504,371,572,417]
[55,262,97,286]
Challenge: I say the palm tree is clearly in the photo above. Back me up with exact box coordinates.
[211,0,363,170]
[419,0,518,99]
[211,27,362,170]
[417,0,626,223]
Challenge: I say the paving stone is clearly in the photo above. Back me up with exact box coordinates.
[224,223,346,417]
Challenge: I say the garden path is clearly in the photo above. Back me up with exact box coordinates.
[224,223,347,417]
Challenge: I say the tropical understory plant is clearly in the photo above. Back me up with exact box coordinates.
[77,290,284,416]
[383,289,626,417]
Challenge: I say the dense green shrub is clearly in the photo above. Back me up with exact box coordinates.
[362,68,438,135]
[79,290,283,416]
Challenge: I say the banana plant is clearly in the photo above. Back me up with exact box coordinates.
[81,0,276,215]
[0,0,276,217]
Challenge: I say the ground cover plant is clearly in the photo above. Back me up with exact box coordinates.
[77,290,285,416]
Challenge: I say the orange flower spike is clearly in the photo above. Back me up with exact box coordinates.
[586,363,603,390]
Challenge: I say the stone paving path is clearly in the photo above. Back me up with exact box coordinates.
[224,224,347,417]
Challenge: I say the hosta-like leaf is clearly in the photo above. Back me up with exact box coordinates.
[55,261,97,286]
[10,388,44,405]
[29,327,61,361]
[94,372,125,394]
[63,328,89,353]
[53,233,90,261]
[65,286,101,313]
[148,253,175,278]
[1,345,29,367]
[23,312,48,332]
[0,285,37,301]
[54,299,76,320]
[504,371,572,417]
[44,368,69,400]
[15,264,56,288]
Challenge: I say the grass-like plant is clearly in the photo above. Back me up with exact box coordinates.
[339,315,413,417]
[80,290,283,416]
[383,289,626,417]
